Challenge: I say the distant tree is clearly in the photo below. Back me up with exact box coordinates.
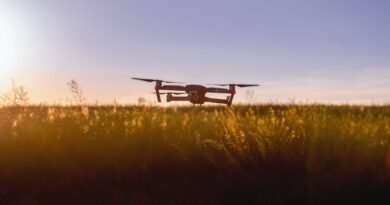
[67,79,86,104]
[0,81,30,106]
[245,89,255,104]
[12,86,30,106]
[0,92,10,106]
[138,97,146,105]
[112,98,119,106]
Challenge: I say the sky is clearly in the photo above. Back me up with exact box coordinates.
[0,0,389,104]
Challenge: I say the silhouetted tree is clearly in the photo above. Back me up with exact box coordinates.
[67,79,86,104]
[245,89,255,103]
[0,81,30,106]
[12,86,30,106]
[138,97,146,105]
[0,92,10,106]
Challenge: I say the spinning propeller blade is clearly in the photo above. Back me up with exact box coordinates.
[151,92,186,95]
[234,84,260,87]
[132,77,156,82]
[208,84,260,87]
[132,77,183,84]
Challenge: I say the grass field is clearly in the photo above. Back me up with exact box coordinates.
[0,105,389,204]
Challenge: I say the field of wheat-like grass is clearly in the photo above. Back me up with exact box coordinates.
[0,105,389,204]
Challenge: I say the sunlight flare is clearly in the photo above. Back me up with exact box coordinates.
[0,5,29,89]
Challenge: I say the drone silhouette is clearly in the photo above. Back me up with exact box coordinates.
[132,77,259,106]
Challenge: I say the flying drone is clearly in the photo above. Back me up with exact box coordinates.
[132,77,259,106]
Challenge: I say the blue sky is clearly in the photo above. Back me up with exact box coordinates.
[1,0,389,104]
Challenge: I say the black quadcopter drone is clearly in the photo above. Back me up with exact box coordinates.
[132,77,259,106]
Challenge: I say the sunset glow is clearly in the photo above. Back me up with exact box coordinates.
[0,1,389,104]
[0,5,28,90]
[0,1,389,204]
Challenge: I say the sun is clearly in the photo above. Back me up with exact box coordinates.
[0,5,29,89]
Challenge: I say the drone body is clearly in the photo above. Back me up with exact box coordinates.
[132,77,259,106]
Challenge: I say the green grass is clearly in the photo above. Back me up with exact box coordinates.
[0,105,389,204]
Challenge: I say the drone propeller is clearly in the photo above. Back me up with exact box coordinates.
[209,84,260,88]
[151,92,186,95]
[132,77,183,84]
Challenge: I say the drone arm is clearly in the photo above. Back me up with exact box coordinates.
[154,84,185,103]
[160,85,186,91]
[155,81,162,102]
[228,85,236,106]
[155,88,161,102]
[228,93,235,106]
[206,87,231,94]
[167,96,188,102]
[204,97,229,105]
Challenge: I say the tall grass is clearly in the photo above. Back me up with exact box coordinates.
[0,105,389,204]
